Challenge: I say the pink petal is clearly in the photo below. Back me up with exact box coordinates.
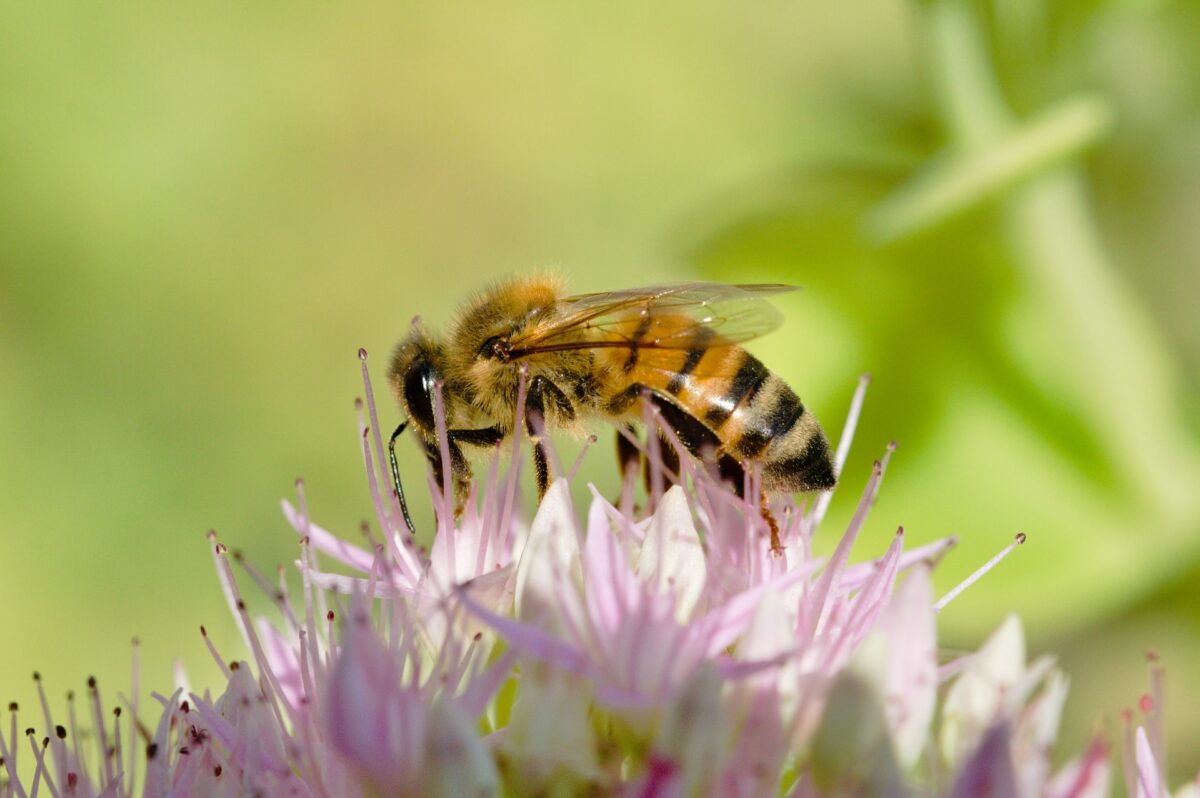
[281,499,377,573]
[1135,727,1170,798]
[1047,735,1111,798]
[879,564,937,767]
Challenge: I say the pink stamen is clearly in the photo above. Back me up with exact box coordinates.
[569,434,598,484]
[126,637,140,798]
[1120,707,1137,798]
[356,411,422,583]
[431,380,456,544]
[1147,652,1167,790]
[26,732,56,798]
[800,445,893,641]
[359,347,407,527]
[297,536,324,687]
[200,626,233,681]
[87,676,114,789]
[934,532,1026,613]
[811,373,871,530]
[211,541,293,734]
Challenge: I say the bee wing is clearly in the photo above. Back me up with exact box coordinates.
[507,282,796,357]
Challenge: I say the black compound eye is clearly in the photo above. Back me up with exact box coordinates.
[404,360,437,430]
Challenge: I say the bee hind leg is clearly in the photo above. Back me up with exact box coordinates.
[615,424,640,482]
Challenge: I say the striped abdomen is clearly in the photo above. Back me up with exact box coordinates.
[604,316,836,492]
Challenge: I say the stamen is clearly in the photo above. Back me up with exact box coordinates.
[0,705,27,798]
[800,445,894,640]
[32,672,61,782]
[87,676,115,788]
[211,543,294,733]
[432,380,457,577]
[1146,651,1167,787]
[297,537,324,686]
[127,637,140,797]
[359,347,407,527]
[934,533,1026,613]
[432,380,456,537]
[26,732,57,798]
[473,448,503,577]
[569,434,598,484]
[200,626,233,681]
[1120,707,1136,798]
[496,368,529,556]
[359,412,422,582]
[811,373,871,530]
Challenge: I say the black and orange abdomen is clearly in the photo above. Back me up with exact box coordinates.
[600,314,836,493]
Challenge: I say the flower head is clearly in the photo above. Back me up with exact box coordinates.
[4,357,1196,797]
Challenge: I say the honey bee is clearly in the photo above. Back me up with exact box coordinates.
[387,276,836,550]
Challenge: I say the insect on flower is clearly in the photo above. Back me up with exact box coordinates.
[386,276,837,551]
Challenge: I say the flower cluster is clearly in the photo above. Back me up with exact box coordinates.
[2,363,1194,797]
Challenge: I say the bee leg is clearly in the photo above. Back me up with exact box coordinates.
[760,491,784,556]
[615,424,641,482]
[642,430,681,496]
[448,426,506,448]
[525,376,575,502]
[424,438,472,517]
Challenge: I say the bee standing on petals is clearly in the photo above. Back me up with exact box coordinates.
[387,275,836,552]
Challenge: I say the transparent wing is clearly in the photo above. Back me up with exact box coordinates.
[506,282,796,358]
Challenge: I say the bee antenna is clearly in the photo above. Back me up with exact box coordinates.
[388,421,418,536]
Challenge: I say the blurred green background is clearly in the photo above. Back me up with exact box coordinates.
[2,0,1198,782]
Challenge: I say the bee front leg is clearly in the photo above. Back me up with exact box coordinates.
[425,438,472,518]
[525,375,575,502]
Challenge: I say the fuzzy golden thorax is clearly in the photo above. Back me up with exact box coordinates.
[444,275,599,433]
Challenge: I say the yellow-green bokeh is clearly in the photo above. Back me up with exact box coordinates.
[2,0,1198,783]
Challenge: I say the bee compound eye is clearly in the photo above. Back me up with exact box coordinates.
[404,361,437,429]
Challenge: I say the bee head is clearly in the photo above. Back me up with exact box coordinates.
[388,327,465,439]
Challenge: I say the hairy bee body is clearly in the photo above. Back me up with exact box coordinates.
[389,275,835,510]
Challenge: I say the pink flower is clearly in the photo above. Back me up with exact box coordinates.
[4,356,1195,797]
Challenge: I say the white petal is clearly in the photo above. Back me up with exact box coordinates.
[940,614,1026,766]
[503,665,600,783]
[425,699,500,798]
[655,664,726,796]
[809,671,909,798]
[638,486,707,620]
[740,588,795,662]
[879,565,937,768]
[513,479,582,630]
[1014,669,1070,798]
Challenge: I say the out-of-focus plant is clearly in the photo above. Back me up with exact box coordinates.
[687,0,1200,644]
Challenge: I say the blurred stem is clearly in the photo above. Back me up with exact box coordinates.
[864,95,1113,242]
[919,0,1200,519]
